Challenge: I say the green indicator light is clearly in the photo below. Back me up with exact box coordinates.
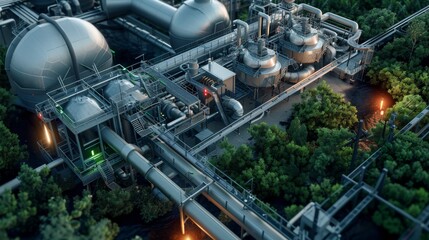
[91,150,95,156]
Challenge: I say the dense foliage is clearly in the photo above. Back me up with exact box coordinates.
[213,83,361,218]
[370,132,429,237]
[367,13,429,103]
[293,81,358,134]
[296,0,429,40]
[0,164,173,239]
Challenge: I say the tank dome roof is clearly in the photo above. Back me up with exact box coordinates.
[64,96,104,123]
[169,0,230,49]
[5,17,112,110]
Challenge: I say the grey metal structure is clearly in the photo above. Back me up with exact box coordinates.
[101,127,240,240]
[5,17,113,109]
[3,0,429,239]
[101,0,231,50]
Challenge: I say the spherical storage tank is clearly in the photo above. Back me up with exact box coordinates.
[5,17,113,110]
[169,0,231,49]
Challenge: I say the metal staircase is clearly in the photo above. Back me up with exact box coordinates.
[128,112,152,138]
[97,161,120,190]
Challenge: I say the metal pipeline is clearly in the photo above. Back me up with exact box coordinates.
[166,114,187,128]
[321,28,338,41]
[258,12,271,38]
[100,0,177,30]
[113,18,175,54]
[233,19,249,47]
[287,3,322,19]
[100,127,240,240]
[70,0,83,15]
[0,158,64,195]
[324,45,336,63]
[222,96,243,120]
[154,139,288,240]
[297,4,322,19]
[283,65,315,83]
[321,12,358,33]
[59,0,73,16]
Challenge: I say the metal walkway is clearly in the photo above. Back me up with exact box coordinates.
[362,5,429,47]
[190,53,350,155]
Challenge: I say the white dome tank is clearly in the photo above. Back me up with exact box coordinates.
[5,17,113,110]
[169,0,230,49]
[64,96,104,123]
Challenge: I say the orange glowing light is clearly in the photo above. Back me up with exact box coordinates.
[381,110,384,116]
[380,99,384,111]
[44,124,51,144]
[183,235,192,240]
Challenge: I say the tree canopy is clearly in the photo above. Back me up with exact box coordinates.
[293,81,358,133]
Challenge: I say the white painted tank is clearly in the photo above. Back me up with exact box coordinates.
[64,96,104,123]
[5,17,113,110]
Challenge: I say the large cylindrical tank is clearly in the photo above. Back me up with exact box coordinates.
[169,0,231,49]
[281,17,325,64]
[5,17,113,110]
[236,40,282,88]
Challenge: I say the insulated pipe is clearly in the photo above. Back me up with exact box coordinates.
[283,65,315,83]
[258,12,271,38]
[59,0,73,16]
[70,0,83,14]
[233,19,249,47]
[154,140,289,240]
[166,114,187,128]
[100,0,176,30]
[222,96,244,120]
[299,4,322,19]
[100,127,240,240]
[321,12,358,33]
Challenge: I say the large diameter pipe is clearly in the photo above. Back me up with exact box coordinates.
[154,140,289,240]
[321,12,358,33]
[233,19,249,47]
[283,65,315,83]
[101,0,176,30]
[258,12,271,38]
[100,127,239,240]
[299,4,322,19]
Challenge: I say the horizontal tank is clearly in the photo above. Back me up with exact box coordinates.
[64,96,104,123]
[5,17,113,110]
[169,0,231,49]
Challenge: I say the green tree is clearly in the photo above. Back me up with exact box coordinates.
[0,190,37,238]
[0,122,28,182]
[40,193,119,240]
[358,8,396,40]
[18,165,62,213]
[310,128,354,180]
[94,189,134,219]
[287,117,308,146]
[387,94,427,129]
[293,81,358,133]
[133,186,173,223]
[407,17,428,64]
[371,132,429,235]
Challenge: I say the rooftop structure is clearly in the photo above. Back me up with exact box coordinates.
[1,0,428,239]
